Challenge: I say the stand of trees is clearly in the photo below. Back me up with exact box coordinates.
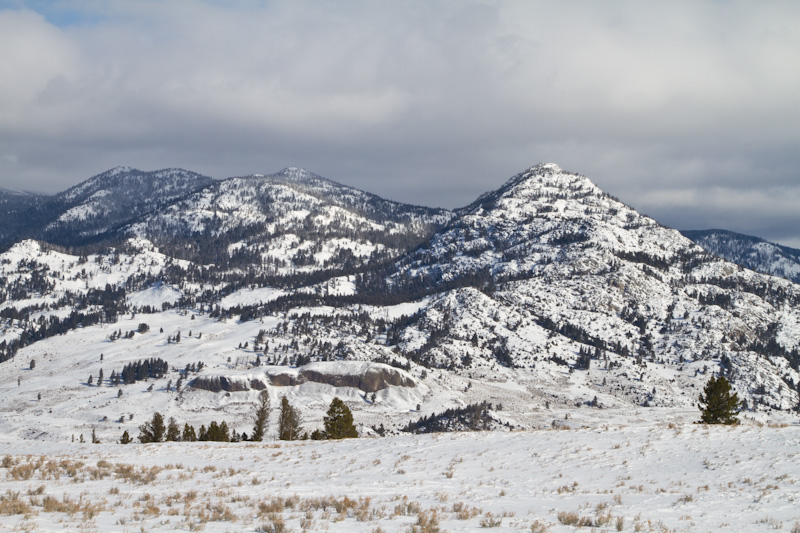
[130,395,357,444]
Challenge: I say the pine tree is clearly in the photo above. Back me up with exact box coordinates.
[278,396,303,441]
[698,375,741,424]
[251,390,270,441]
[323,397,358,439]
[138,412,166,442]
[166,417,181,441]
[182,423,197,442]
[219,421,231,442]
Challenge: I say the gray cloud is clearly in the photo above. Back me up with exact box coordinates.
[0,1,799,246]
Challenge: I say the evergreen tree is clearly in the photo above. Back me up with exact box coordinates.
[182,423,197,442]
[251,390,270,441]
[138,412,166,443]
[698,375,741,425]
[166,417,181,441]
[219,421,231,442]
[323,397,358,439]
[278,396,303,441]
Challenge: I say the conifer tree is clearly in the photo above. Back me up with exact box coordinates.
[219,421,231,442]
[166,417,181,441]
[138,412,166,442]
[698,375,741,424]
[251,390,270,441]
[278,396,303,441]
[182,423,197,442]
[323,397,358,439]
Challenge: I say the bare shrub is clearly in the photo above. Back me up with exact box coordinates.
[410,510,440,533]
[0,490,34,516]
[452,501,481,520]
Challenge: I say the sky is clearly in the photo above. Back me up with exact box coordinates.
[0,1,799,247]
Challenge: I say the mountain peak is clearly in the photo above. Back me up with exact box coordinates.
[530,162,562,172]
[275,167,317,180]
[106,165,134,175]
[460,163,601,216]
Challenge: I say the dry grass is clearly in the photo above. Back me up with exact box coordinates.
[0,490,35,517]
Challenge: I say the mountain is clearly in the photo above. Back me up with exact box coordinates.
[38,167,215,246]
[1,163,799,443]
[0,187,44,249]
[125,167,452,273]
[682,229,800,284]
[0,167,215,250]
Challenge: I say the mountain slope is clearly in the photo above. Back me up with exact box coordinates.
[367,164,800,413]
[1,163,799,442]
[683,229,800,284]
[0,187,44,249]
[127,167,452,273]
[39,167,215,245]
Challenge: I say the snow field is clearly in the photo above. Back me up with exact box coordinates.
[1,424,799,532]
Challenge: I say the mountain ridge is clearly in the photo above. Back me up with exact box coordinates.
[1,163,799,442]
[682,228,800,284]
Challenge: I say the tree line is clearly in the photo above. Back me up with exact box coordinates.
[129,391,357,444]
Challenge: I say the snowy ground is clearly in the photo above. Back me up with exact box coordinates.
[1,423,799,532]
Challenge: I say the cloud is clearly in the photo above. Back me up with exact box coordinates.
[0,1,799,246]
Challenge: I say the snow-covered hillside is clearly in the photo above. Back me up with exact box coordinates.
[683,229,800,284]
[1,163,800,443]
[41,167,215,243]
[127,167,451,273]
[1,424,800,532]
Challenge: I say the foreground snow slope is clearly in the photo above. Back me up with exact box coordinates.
[1,424,799,532]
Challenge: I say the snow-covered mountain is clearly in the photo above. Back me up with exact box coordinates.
[39,167,215,245]
[0,167,215,250]
[683,229,800,284]
[126,166,451,273]
[1,163,799,443]
[0,187,43,249]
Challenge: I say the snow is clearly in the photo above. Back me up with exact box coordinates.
[220,287,286,309]
[1,425,799,531]
[127,283,183,307]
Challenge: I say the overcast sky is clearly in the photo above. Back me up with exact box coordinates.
[1,1,799,246]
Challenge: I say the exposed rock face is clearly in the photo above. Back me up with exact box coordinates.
[187,362,415,393]
[267,362,416,393]
[188,375,268,393]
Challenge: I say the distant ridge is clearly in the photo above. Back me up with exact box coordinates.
[682,229,800,284]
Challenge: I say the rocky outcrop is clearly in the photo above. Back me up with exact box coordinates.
[267,362,415,393]
[186,362,415,394]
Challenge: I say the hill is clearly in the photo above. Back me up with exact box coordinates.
[683,228,800,284]
[1,163,799,443]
